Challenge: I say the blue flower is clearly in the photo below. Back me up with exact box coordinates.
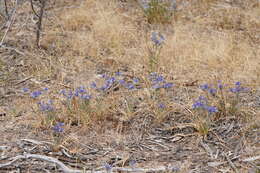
[154,75,164,83]
[38,100,54,112]
[198,96,207,101]
[53,122,64,133]
[101,74,107,79]
[151,32,165,46]
[235,81,241,86]
[200,84,209,90]
[129,160,136,167]
[78,86,86,93]
[230,82,247,93]
[158,103,166,109]
[133,78,139,84]
[126,83,135,90]
[59,89,66,95]
[115,71,122,76]
[162,82,174,88]
[80,94,91,100]
[99,77,116,91]
[22,88,29,92]
[192,101,205,109]
[43,87,49,91]
[30,91,42,98]
[218,83,223,90]
[206,106,218,113]
[67,90,74,99]
[118,79,126,85]
[104,163,112,171]
[74,86,86,97]
[90,82,97,89]
[152,83,161,89]
[209,88,217,95]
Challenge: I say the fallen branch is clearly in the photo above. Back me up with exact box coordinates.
[0,154,180,172]
[30,0,39,17]
[4,0,9,19]
[0,154,82,173]
[242,155,260,162]
[224,153,238,173]
[36,0,46,47]
[0,0,18,46]
[0,44,26,55]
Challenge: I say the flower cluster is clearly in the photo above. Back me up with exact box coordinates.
[151,31,165,46]
[192,96,218,113]
[200,84,217,96]
[60,86,91,100]
[38,100,54,112]
[230,82,247,93]
[149,72,174,89]
[53,122,64,133]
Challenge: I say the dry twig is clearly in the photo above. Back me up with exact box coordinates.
[0,0,18,46]
[36,0,46,47]
[0,153,180,172]
[224,153,239,173]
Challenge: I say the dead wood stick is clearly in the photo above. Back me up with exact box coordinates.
[0,0,17,46]
[36,0,46,47]
[0,153,180,172]
[224,153,239,173]
[0,154,82,173]
[4,0,9,19]
[242,155,260,162]
[30,0,39,17]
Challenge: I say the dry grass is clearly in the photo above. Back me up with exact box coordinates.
[0,0,260,172]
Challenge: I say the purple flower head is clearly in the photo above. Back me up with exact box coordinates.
[38,100,54,112]
[59,89,66,95]
[80,94,91,100]
[235,81,241,86]
[104,163,112,171]
[199,96,207,101]
[151,32,165,46]
[192,101,205,109]
[78,86,86,93]
[154,75,164,83]
[152,83,161,89]
[200,84,209,91]
[209,88,217,95]
[218,83,223,90]
[99,77,116,91]
[158,103,166,109]
[30,90,42,98]
[129,160,136,167]
[67,90,74,99]
[22,88,29,92]
[53,122,64,133]
[133,78,139,84]
[163,82,174,88]
[126,83,135,90]
[115,71,122,76]
[206,106,218,113]
[118,79,126,85]
[230,82,248,93]
[101,74,107,79]
[75,86,87,97]
[107,77,116,83]
[91,82,97,89]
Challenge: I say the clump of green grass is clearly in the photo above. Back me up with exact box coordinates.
[143,0,174,24]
